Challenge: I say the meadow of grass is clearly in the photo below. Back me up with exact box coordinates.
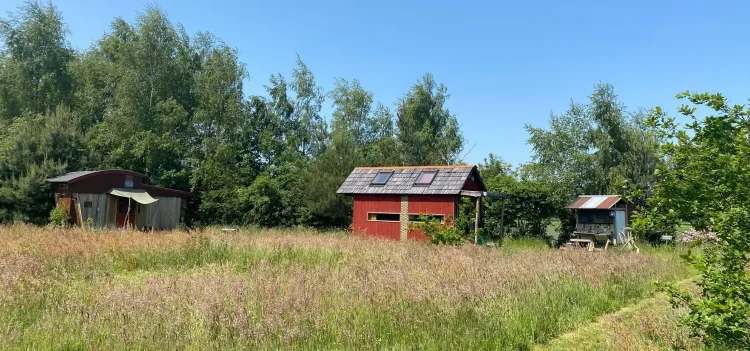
[0,224,693,350]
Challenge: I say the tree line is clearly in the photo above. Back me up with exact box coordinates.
[0,3,659,235]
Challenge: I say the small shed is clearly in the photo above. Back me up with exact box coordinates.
[567,195,633,244]
[46,170,192,230]
[337,165,488,241]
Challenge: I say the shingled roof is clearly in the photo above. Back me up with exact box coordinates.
[337,165,485,195]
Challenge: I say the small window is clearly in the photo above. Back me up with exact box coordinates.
[124,176,134,188]
[83,201,93,208]
[368,213,400,222]
[371,171,394,185]
[59,184,68,189]
[408,214,445,223]
[415,170,437,185]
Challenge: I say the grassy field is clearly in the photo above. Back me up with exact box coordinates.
[537,279,701,351]
[0,224,694,350]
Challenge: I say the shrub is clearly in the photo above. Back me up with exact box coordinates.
[48,206,69,227]
[409,214,466,245]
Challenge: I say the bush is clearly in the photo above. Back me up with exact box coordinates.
[48,206,69,227]
[409,214,466,245]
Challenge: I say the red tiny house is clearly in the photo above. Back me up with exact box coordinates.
[338,165,486,241]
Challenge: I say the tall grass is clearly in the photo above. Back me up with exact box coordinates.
[0,224,692,350]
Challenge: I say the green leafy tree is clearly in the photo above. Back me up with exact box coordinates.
[290,56,327,158]
[0,1,73,119]
[396,73,464,165]
[84,7,194,189]
[649,92,750,348]
[0,105,86,223]
[302,78,398,226]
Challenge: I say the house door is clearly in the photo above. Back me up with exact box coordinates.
[116,197,136,228]
[614,210,626,244]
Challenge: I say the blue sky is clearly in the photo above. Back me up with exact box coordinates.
[2,0,749,166]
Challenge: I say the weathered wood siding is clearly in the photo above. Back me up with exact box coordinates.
[73,193,183,230]
[74,193,117,227]
[136,197,184,230]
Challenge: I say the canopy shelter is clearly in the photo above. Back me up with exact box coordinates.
[108,188,159,204]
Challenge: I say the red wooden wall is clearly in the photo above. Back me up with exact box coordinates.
[352,194,456,241]
[407,195,456,240]
[352,195,402,240]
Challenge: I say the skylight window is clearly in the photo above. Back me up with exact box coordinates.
[371,171,394,185]
[415,170,437,185]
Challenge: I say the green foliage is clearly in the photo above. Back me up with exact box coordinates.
[649,91,750,348]
[0,1,73,118]
[409,214,465,245]
[479,154,557,241]
[396,74,464,165]
[83,217,94,229]
[0,106,85,223]
[48,206,68,227]
[629,205,679,242]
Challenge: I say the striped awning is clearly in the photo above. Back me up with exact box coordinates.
[567,195,623,209]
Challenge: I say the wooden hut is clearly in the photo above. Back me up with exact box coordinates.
[336,165,490,241]
[46,170,192,230]
[567,195,633,245]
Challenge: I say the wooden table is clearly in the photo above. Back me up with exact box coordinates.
[570,238,595,251]
[572,232,613,251]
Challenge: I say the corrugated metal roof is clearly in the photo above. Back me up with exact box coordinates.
[337,165,484,195]
[567,195,624,209]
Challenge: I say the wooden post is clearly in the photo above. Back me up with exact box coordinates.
[474,196,481,244]
[124,197,131,230]
[500,198,505,239]
[151,200,159,232]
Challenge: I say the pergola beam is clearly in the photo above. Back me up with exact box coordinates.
[460,190,507,199]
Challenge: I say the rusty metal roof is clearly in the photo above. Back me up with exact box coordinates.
[567,195,624,209]
[337,165,485,195]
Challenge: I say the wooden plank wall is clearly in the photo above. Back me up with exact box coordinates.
[352,195,401,240]
[406,195,456,241]
[75,193,116,227]
[136,197,183,230]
